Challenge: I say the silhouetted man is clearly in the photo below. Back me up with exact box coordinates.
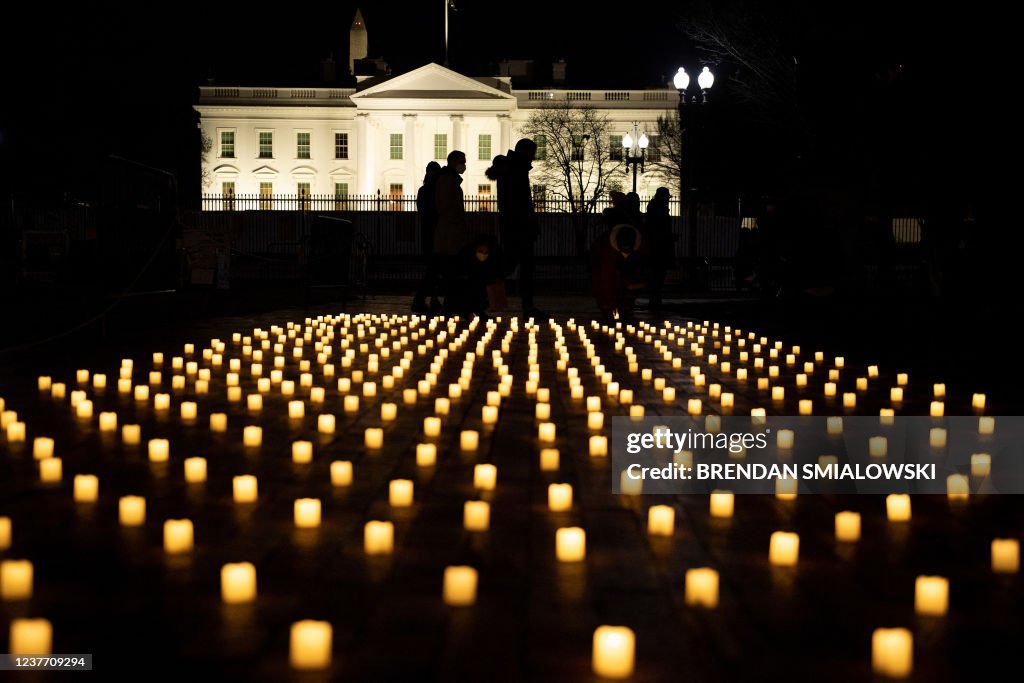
[487,138,544,317]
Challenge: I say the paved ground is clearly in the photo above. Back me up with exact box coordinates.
[0,295,1021,680]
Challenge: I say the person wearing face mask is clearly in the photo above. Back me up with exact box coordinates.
[590,223,648,320]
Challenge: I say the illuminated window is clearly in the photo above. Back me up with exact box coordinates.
[434,133,448,160]
[334,182,349,210]
[390,134,403,160]
[478,134,492,161]
[258,132,273,158]
[478,184,493,212]
[334,133,349,159]
[534,135,546,160]
[296,132,310,159]
[389,183,404,210]
[221,181,235,211]
[220,131,234,158]
[259,182,273,210]
[297,182,311,210]
[609,135,623,161]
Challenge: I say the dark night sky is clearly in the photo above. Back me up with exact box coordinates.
[0,1,1006,202]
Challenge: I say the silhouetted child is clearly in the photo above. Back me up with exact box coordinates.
[591,223,647,320]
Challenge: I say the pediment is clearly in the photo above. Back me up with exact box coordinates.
[352,63,513,101]
[212,164,240,175]
[252,165,279,176]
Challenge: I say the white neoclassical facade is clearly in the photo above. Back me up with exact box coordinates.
[196,62,677,207]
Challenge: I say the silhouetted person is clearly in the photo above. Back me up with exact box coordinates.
[412,161,442,313]
[644,187,673,309]
[434,150,474,311]
[486,138,544,317]
[591,223,647,320]
[444,234,504,315]
[602,191,632,229]
[625,191,644,229]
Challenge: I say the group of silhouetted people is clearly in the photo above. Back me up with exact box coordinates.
[590,187,675,319]
[411,137,675,320]
[412,140,544,318]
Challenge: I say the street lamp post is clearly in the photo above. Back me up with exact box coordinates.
[674,66,714,289]
[621,122,649,194]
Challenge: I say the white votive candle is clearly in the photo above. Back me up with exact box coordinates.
[592,626,634,679]
[992,539,1020,574]
[163,519,194,553]
[364,521,394,554]
[221,562,257,604]
[233,475,258,503]
[294,498,322,528]
[769,531,799,566]
[835,511,861,542]
[290,620,332,670]
[647,505,675,536]
[74,474,98,502]
[443,566,478,606]
[685,567,719,608]
[872,628,913,679]
[330,461,353,486]
[886,494,911,522]
[556,527,586,562]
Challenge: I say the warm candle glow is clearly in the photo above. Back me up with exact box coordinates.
[971,453,991,477]
[163,519,194,553]
[243,425,262,447]
[290,620,332,670]
[464,500,490,531]
[389,479,414,507]
[73,474,98,502]
[930,428,947,448]
[442,566,478,606]
[118,495,146,527]
[979,416,995,435]
[364,521,394,554]
[39,457,62,483]
[915,575,949,616]
[1,559,33,601]
[685,567,719,608]
[590,435,608,457]
[777,429,794,448]
[9,619,52,656]
[769,531,799,566]
[221,562,257,604]
[461,430,479,452]
[872,628,913,679]
[972,393,986,410]
[330,461,353,486]
[294,498,322,528]
[992,539,1020,574]
[869,436,888,458]
[647,505,675,536]
[32,436,54,460]
[540,448,560,472]
[233,475,258,503]
[424,417,441,437]
[0,517,11,551]
[556,527,586,562]
[886,494,911,522]
[710,490,734,518]
[364,428,383,449]
[548,483,573,512]
[592,626,635,679]
[835,511,861,542]
[184,457,207,483]
[147,438,169,463]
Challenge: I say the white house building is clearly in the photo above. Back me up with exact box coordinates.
[196,11,679,211]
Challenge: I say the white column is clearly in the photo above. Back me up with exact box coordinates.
[404,113,417,194]
[498,114,511,155]
[355,113,373,194]
[450,115,464,155]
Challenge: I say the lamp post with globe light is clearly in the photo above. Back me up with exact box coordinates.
[621,121,649,194]
[674,65,714,288]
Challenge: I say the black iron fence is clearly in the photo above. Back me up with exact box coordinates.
[201,194,685,215]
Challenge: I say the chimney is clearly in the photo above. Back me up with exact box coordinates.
[552,59,567,85]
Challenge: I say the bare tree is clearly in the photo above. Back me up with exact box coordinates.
[199,129,213,192]
[679,1,806,145]
[646,112,683,196]
[519,101,621,214]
